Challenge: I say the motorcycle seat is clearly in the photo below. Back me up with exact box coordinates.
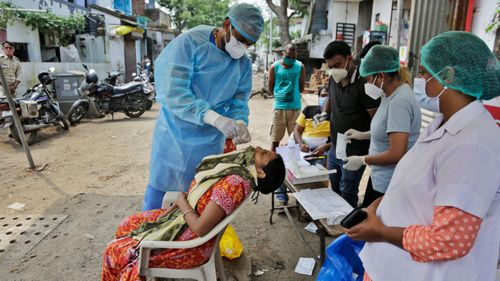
[113,82,143,95]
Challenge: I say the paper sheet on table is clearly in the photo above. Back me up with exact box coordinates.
[276,146,311,168]
[294,164,335,178]
[293,188,354,220]
[294,257,316,276]
[336,133,347,160]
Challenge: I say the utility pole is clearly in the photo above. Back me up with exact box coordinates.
[0,68,36,169]
[0,8,46,169]
[266,9,273,72]
[395,0,404,51]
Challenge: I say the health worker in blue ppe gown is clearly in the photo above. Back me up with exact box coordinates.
[143,3,264,211]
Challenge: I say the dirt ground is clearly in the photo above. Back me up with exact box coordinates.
[0,76,349,281]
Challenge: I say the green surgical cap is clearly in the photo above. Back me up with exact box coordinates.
[359,45,400,77]
[227,3,264,43]
[421,31,500,100]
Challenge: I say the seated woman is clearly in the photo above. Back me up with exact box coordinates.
[275,87,330,206]
[102,146,285,281]
[294,86,331,153]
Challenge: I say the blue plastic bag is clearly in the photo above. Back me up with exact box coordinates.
[316,234,366,281]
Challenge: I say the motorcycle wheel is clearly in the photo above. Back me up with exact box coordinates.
[145,99,153,110]
[58,116,70,131]
[9,125,38,145]
[68,104,88,125]
[124,96,147,118]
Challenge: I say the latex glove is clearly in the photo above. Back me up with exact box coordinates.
[343,155,367,171]
[344,129,371,143]
[312,112,328,128]
[233,120,251,145]
[204,110,238,139]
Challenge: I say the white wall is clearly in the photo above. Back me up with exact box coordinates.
[5,20,42,62]
[332,1,360,29]
[76,35,108,63]
[309,0,362,58]
[90,8,126,76]
[331,1,361,53]
[97,0,114,10]
[310,34,333,59]
[9,0,87,16]
[371,0,393,30]
[471,0,497,51]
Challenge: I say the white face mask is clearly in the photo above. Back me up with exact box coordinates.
[327,60,349,83]
[364,75,384,99]
[413,76,446,112]
[225,26,248,59]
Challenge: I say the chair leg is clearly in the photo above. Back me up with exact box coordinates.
[202,256,217,281]
[215,248,227,281]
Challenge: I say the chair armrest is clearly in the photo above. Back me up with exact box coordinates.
[161,192,181,209]
[140,238,207,249]
[140,198,249,250]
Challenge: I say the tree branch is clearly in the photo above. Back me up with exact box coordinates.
[288,10,298,19]
[265,0,280,16]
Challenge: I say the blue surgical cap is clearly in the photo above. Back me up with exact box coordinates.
[227,3,264,43]
[360,45,400,77]
[421,31,500,100]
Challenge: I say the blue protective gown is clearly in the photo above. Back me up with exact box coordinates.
[149,25,252,192]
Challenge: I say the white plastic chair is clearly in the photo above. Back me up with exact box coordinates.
[138,192,249,281]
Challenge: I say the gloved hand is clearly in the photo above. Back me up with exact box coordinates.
[344,129,371,144]
[233,120,251,145]
[204,110,239,139]
[312,112,328,128]
[343,155,367,171]
[214,116,239,139]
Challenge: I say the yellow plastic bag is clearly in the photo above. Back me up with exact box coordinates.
[219,224,243,260]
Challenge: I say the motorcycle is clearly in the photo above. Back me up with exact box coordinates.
[132,68,155,110]
[67,64,149,124]
[104,71,121,86]
[104,66,155,110]
[1,67,70,145]
[0,97,15,134]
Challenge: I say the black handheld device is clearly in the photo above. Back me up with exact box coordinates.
[340,207,368,229]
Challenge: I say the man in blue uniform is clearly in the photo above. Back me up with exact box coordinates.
[143,4,264,210]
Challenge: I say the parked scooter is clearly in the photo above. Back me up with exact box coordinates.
[67,64,149,124]
[1,67,70,145]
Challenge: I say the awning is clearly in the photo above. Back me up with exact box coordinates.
[114,25,144,36]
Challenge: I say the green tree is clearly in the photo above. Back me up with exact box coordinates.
[259,19,281,50]
[157,0,229,35]
[0,3,85,45]
[265,0,306,44]
[485,4,499,34]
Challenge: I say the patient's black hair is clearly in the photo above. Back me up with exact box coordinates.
[256,155,286,194]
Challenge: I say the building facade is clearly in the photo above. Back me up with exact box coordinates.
[0,0,175,93]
